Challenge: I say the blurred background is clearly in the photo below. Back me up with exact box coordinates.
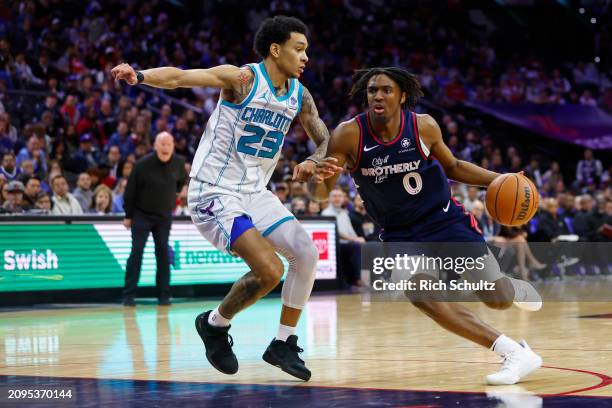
[0,0,610,286]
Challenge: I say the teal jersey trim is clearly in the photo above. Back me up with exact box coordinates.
[220,64,259,109]
[258,61,295,102]
[262,216,296,237]
[296,81,304,115]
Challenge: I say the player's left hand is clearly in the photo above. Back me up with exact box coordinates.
[292,160,317,182]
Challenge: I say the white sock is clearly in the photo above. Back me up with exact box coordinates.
[277,324,296,342]
[491,334,522,356]
[208,306,231,327]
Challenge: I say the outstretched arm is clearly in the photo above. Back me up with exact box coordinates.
[293,87,332,181]
[111,63,254,101]
[418,114,500,187]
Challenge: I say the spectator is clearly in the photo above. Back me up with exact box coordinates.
[525,157,544,189]
[473,201,500,240]
[32,192,52,213]
[322,188,364,287]
[273,182,291,210]
[573,194,608,274]
[542,161,563,190]
[22,176,41,210]
[68,134,102,174]
[60,94,80,127]
[0,152,20,182]
[72,172,93,212]
[14,53,44,86]
[76,107,106,145]
[31,51,59,82]
[99,99,117,138]
[307,199,321,216]
[470,200,487,234]
[107,122,135,158]
[89,184,113,215]
[101,145,123,186]
[119,160,134,182]
[557,192,577,222]
[17,159,35,183]
[291,196,307,215]
[2,181,26,213]
[50,174,83,215]
[349,194,379,241]
[536,198,573,242]
[16,136,48,177]
[575,149,603,188]
[573,195,601,242]
[462,186,481,212]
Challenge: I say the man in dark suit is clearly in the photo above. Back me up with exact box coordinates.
[122,132,186,306]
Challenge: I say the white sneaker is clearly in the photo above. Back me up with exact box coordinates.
[511,278,542,311]
[486,340,542,385]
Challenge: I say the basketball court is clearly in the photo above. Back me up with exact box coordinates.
[1,284,611,407]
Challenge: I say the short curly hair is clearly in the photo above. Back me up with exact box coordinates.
[253,15,308,58]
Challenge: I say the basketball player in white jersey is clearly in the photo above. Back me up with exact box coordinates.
[111,16,341,381]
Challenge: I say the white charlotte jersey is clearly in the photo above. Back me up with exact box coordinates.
[190,62,303,194]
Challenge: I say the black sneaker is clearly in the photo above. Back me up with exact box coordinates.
[262,335,311,381]
[195,310,238,375]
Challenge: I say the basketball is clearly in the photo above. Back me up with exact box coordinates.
[485,173,539,226]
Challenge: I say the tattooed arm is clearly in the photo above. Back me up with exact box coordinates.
[299,87,330,162]
[110,63,254,105]
[293,87,332,181]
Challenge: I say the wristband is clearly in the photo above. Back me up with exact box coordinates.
[136,71,144,84]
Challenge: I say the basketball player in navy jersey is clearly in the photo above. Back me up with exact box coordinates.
[312,67,542,385]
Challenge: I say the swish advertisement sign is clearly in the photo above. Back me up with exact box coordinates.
[0,220,336,292]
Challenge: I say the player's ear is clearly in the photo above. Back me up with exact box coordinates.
[400,92,406,106]
[270,43,281,58]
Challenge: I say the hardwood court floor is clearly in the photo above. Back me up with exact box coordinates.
[0,292,611,406]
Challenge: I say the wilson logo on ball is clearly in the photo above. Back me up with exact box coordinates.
[516,187,531,221]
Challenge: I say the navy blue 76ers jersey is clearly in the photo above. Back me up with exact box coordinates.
[350,110,481,240]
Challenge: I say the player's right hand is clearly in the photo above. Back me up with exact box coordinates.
[313,157,342,183]
[111,63,138,85]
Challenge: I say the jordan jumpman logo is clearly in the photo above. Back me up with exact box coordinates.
[199,201,215,216]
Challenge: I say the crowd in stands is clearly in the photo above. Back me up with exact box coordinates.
[0,1,610,283]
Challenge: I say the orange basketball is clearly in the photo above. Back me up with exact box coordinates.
[485,173,539,226]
